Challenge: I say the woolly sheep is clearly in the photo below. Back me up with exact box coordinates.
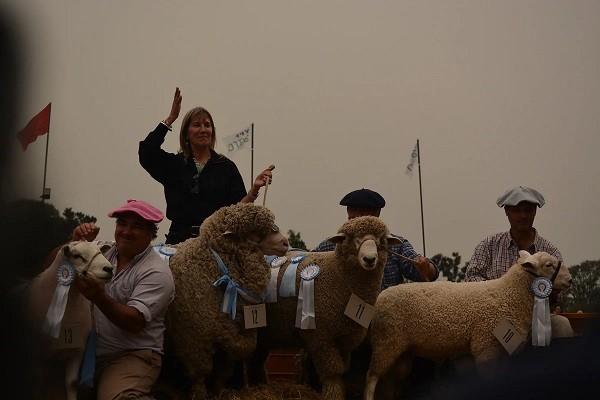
[23,240,114,400]
[164,203,288,399]
[364,250,573,400]
[246,215,401,400]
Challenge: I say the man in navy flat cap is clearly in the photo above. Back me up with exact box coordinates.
[314,188,439,287]
[309,189,439,396]
[466,185,562,282]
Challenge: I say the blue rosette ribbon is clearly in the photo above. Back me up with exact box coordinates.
[279,254,306,297]
[153,243,177,261]
[42,262,77,338]
[531,276,553,346]
[265,256,287,303]
[295,263,321,330]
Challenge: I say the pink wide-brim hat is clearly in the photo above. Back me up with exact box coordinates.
[108,199,164,223]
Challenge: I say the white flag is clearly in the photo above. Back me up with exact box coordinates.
[405,142,418,177]
[223,124,252,156]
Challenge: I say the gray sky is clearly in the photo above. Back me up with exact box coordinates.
[5,0,600,267]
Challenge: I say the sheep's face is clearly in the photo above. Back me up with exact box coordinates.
[63,241,114,282]
[518,250,572,292]
[328,216,395,271]
[247,228,289,257]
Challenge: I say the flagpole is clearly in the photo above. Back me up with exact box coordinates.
[41,105,52,203]
[417,139,426,257]
[250,123,254,186]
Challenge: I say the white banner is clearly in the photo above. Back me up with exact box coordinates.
[223,124,252,156]
[405,142,418,177]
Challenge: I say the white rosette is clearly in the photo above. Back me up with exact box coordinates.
[153,243,177,261]
[42,262,77,338]
[265,256,287,303]
[280,254,306,297]
[295,263,321,330]
[531,276,553,346]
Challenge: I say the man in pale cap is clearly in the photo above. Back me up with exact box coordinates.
[315,188,439,286]
[465,186,572,338]
[73,199,175,399]
[466,185,561,282]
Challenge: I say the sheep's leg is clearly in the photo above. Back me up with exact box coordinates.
[365,341,407,400]
[245,341,270,385]
[364,369,379,400]
[307,345,346,400]
[182,349,214,400]
[64,352,83,400]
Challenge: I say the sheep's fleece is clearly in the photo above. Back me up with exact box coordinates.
[23,240,113,400]
[247,216,400,400]
[165,203,285,399]
[364,250,572,400]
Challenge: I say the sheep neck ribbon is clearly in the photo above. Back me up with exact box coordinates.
[210,247,263,320]
[42,261,77,338]
[280,254,306,297]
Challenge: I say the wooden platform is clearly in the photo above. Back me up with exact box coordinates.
[559,312,600,335]
[265,348,302,382]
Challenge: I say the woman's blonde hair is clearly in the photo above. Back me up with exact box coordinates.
[178,107,217,162]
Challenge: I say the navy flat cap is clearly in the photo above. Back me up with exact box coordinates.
[340,188,386,209]
[496,185,545,208]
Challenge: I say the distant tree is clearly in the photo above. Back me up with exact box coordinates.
[561,260,600,312]
[0,199,96,280]
[431,252,467,282]
[287,229,308,251]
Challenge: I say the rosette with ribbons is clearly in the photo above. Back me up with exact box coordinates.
[42,262,77,338]
[295,263,321,330]
[265,256,287,303]
[210,247,265,319]
[531,276,553,346]
[153,243,177,261]
[280,254,306,297]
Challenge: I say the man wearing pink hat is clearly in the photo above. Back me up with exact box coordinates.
[73,199,175,400]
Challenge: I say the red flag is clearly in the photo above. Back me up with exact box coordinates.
[17,102,51,151]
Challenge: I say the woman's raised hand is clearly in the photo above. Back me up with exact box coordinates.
[165,87,182,126]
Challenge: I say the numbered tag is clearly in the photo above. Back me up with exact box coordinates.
[244,304,267,329]
[52,324,84,349]
[344,293,375,328]
[493,317,526,355]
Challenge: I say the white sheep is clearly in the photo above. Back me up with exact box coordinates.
[163,203,288,399]
[364,250,573,400]
[23,240,114,400]
[246,216,401,400]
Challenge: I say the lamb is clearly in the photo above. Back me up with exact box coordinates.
[164,203,289,399]
[246,215,401,400]
[364,250,573,400]
[23,240,114,400]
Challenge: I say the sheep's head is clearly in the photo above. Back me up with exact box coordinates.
[518,250,572,292]
[327,216,401,271]
[62,240,114,282]
[200,203,288,256]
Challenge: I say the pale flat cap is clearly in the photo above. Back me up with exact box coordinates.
[340,188,386,209]
[496,186,545,208]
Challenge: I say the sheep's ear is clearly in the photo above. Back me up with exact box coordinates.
[63,243,73,257]
[387,235,403,246]
[519,253,537,270]
[518,250,532,259]
[327,233,346,244]
[221,231,236,240]
[99,243,112,254]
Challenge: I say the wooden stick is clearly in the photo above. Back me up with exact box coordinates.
[262,176,270,206]
[389,249,418,264]
[262,165,275,206]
